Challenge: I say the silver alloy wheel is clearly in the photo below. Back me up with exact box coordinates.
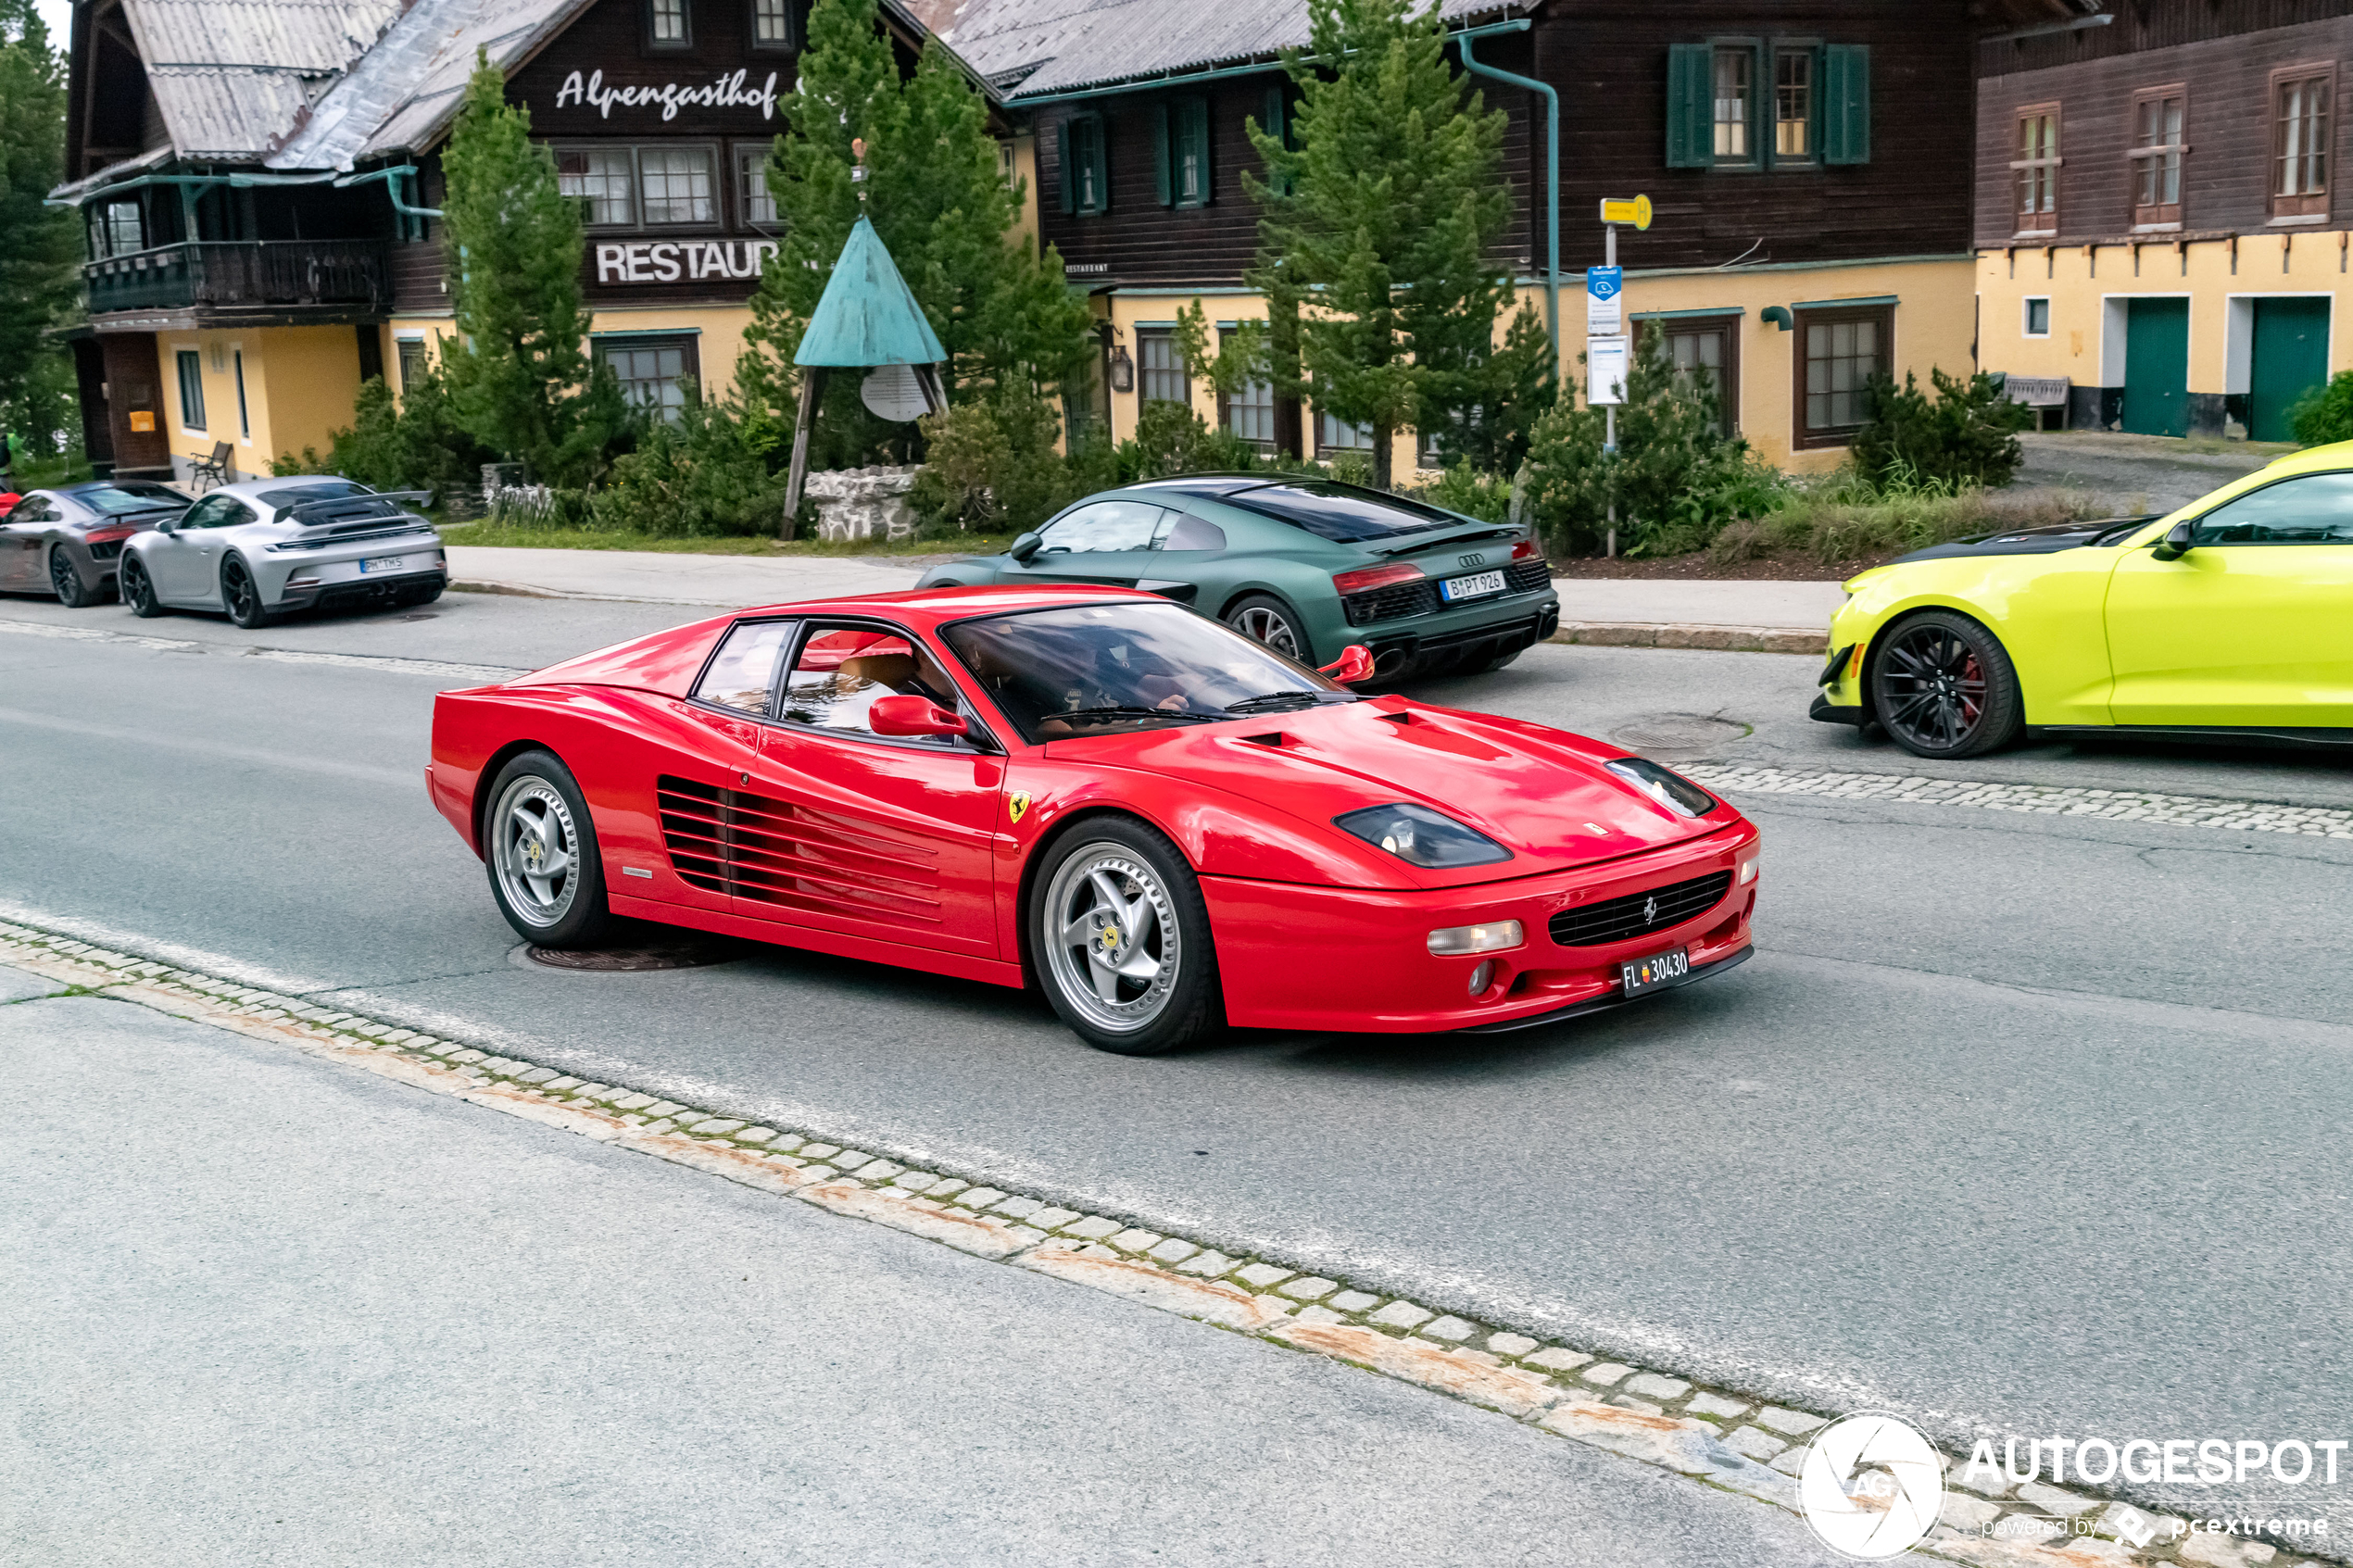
[491,774,582,929]
[1041,842,1183,1035]
[1228,604,1299,657]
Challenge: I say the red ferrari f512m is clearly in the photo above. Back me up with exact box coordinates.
[428,586,1758,1053]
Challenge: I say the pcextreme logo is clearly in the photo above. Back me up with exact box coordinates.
[1797,1412,1946,1560]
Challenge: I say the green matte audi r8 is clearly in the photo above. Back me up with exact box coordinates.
[912,476,1561,680]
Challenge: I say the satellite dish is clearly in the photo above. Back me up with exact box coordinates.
[861,363,930,422]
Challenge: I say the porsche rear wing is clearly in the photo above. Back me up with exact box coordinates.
[285,489,437,535]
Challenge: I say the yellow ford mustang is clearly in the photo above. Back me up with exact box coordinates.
[1813,442,2353,758]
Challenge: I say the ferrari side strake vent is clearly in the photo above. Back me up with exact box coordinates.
[1548,870,1734,948]
[655,775,943,923]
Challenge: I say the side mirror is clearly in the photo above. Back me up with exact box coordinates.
[2150,520,2196,561]
[868,695,969,737]
[1319,644,1377,684]
[157,516,178,534]
[1009,532,1043,563]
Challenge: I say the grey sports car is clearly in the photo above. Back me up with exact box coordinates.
[0,480,192,607]
[914,476,1561,680]
[119,476,447,629]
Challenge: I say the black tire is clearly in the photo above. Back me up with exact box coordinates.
[1222,592,1312,665]
[50,548,90,609]
[222,555,275,629]
[1869,610,2024,759]
[120,554,164,618]
[482,749,614,948]
[1029,816,1223,1056]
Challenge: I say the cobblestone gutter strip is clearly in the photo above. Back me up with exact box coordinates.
[1550,621,1827,654]
[1683,763,2353,840]
[0,921,2317,1568]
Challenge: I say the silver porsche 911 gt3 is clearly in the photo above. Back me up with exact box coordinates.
[0,480,192,607]
[119,476,447,629]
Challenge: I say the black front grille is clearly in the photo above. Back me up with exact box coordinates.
[1549,870,1734,948]
[87,540,123,561]
[1343,579,1441,625]
[1505,558,1552,593]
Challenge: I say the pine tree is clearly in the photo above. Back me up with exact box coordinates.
[742,0,1091,466]
[0,0,82,458]
[1246,0,1512,487]
[438,55,623,485]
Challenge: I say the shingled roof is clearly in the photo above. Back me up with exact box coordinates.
[110,0,402,159]
[928,0,1528,102]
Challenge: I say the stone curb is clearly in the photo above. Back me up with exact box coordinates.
[0,920,2316,1568]
[1685,763,2353,841]
[1550,621,1828,654]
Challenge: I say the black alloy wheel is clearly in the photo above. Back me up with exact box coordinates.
[50,549,90,608]
[222,555,274,629]
[120,555,164,618]
[1869,611,2023,759]
[1222,594,1308,663]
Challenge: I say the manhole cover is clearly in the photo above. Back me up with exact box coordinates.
[1607,713,1751,758]
[526,941,736,972]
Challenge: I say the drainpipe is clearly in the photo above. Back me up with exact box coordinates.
[1458,29,1558,361]
[333,166,444,222]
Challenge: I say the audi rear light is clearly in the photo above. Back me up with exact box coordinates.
[1510,537,1541,560]
[86,526,136,545]
[1332,561,1427,596]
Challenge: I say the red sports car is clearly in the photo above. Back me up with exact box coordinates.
[428,586,1759,1054]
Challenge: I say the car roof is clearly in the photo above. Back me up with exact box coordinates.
[215,474,356,500]
[730,583,1168,633]
[57,479,186,495]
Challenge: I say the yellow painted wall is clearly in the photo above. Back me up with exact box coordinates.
[153,326,361,483]
[1976,232,2350,403]
[1091,255,1976,475]
[387,306,761,404]
[1005,133,1039,249]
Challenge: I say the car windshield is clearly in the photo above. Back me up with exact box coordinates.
[1221,482,1464,543]
[943,601,1351,742]
[256,481,374,509]
[79,483,187,515]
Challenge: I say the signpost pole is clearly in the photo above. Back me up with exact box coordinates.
[1603,220,1617,558]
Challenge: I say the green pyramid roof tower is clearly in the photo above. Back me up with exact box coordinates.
[795,216,949,369]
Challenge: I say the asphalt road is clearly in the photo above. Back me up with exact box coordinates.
[3,588,2348,1534]
[3,980,1852,1567]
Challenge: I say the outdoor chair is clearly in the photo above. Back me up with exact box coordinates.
[190,440,233,492]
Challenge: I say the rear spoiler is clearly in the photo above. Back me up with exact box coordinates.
[285,489,436,529]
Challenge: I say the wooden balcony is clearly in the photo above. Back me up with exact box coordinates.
[85,239,389,318]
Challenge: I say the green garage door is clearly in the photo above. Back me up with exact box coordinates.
[2249,297,2331,443]
[2122,298,2191,437]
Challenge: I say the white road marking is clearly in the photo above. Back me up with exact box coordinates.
[0,617,521,683]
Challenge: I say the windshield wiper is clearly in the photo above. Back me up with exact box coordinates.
[1225,690,1337,714]
[1051,705,1226,726]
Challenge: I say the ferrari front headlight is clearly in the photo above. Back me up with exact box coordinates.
[1335,803,1512,868]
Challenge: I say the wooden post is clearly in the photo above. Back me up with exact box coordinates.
[781,366,827,540]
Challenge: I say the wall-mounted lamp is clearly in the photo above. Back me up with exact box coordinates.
[1109,344,1134,393]
[1760,306,1794,332]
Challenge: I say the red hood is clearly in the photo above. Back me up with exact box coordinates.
[1045,696,1738,888]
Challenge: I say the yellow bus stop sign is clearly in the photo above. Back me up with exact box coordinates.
[1600,194,1653,231]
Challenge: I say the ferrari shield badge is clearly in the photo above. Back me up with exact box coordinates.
[1007,791,1032,824]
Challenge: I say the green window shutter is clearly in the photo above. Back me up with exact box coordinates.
[1665,44,1712,168]
[1822,44,1870,165]
[1059,119,1076,214]
[1151,102,1172,206]
[1262,87,1284,149]
[1089,118,1109,213]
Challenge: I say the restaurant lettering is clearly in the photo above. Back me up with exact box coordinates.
[596,239,780,283]
[555,68,782,121]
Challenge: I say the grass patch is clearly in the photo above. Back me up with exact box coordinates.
[1706,483,2120,570]
[437,522,1018,558]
